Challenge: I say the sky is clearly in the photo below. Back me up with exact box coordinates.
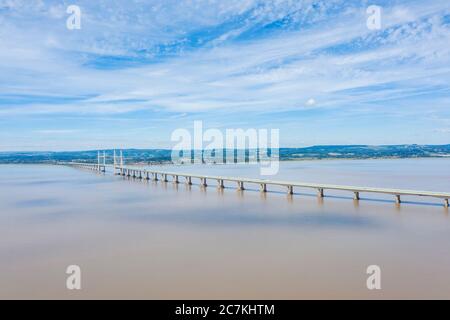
[0,0,449,151]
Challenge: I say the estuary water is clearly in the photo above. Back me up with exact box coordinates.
[0,158,449,299]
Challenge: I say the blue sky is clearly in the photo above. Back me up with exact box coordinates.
[0,0,449,151]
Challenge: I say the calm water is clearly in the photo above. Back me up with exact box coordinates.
[0,159,449,299]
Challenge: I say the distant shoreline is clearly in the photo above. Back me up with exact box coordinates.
[1,145,449,164]
[1,155,450,165]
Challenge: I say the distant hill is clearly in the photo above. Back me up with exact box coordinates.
[279,144,450,160]
[0,145,449,164]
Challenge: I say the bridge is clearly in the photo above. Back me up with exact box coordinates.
[59,156,450,208]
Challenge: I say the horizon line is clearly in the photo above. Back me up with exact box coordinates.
[1,143,450,154]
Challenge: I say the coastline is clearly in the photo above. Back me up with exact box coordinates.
[2,155,450,166]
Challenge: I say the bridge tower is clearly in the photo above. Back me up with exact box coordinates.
[113,149,117,175]
[97,151,106,173]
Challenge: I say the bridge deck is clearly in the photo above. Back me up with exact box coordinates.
[59,162,450,206]
[118,166,450,200]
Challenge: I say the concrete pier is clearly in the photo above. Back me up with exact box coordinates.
[287,185,293,195]
[317,188,324,198]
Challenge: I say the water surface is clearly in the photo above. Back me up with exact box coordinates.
[0,159,449,299]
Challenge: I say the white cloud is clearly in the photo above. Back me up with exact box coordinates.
[0,0,449,141]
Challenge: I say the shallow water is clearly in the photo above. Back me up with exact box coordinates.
[0,159,449,299]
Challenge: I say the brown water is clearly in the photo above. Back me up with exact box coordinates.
[0,159,449,299]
